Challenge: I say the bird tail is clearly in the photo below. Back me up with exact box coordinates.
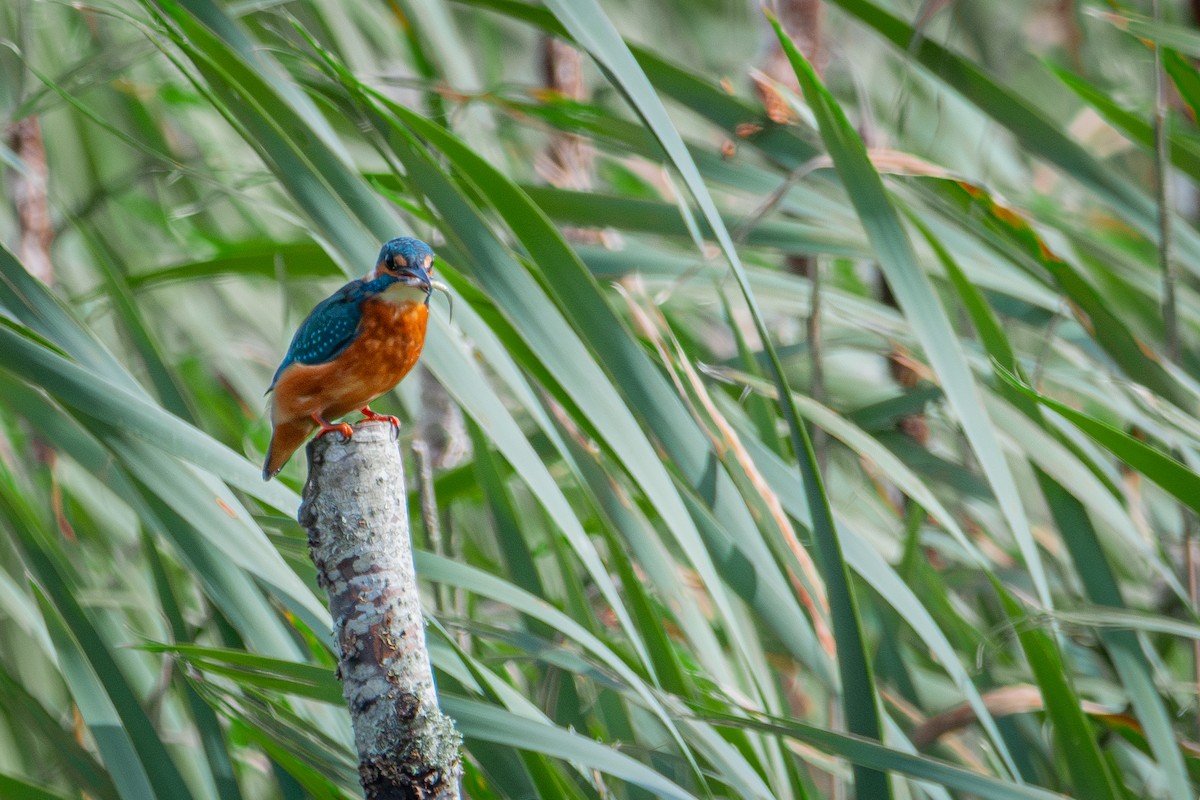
[263,417,318,480]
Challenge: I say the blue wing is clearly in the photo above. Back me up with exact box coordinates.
[267,275,395,391]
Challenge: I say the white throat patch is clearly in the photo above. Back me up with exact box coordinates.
[380,282,429,306]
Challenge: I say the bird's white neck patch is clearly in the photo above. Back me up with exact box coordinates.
[380,282,429,306]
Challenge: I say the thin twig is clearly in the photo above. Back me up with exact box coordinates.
[416,369,470,470]
[1153,0,1178,362]
[5,116,54,285]
[1031,305,1067,392]
[412,438,450,615]
[733,156,824,246]
[805,255,827,474]
[619,286,836,660]
[1187,512,1200,739]
[761,0,826,82]
[540,36,605,245]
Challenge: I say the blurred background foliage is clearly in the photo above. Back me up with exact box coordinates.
[1,0,1200,797]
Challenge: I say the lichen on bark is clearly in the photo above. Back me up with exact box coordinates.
[298,420,462,800]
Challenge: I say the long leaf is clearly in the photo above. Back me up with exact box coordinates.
[771,15,1052,617]
[828,0,1200,269]
[704,711,1071,800]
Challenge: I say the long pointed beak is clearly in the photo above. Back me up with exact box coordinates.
[399,263,432,293]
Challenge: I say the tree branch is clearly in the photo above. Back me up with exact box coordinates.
[298,420,462,800]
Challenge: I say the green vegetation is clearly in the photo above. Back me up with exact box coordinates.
[1,0,1199,797]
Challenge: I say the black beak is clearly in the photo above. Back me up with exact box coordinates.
[398,263,432,295]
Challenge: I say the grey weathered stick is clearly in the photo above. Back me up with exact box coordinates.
[298,420,462,800]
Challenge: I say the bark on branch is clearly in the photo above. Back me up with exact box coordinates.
[298,420,462,800]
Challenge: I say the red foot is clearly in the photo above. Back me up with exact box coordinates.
[311,414,353,440]
[360,406,401,436]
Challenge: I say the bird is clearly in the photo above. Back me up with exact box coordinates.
[262,237,448,480]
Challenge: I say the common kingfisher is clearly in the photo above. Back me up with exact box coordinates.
[262,237,448,480]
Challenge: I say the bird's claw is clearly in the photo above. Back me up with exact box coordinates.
[360,407,401,439]
[313,419,354,440]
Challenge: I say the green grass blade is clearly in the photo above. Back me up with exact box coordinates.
[139,644,342,704]
[916,217,1192,797]
[0,490,195,799]
[416,551,704,770]
[1090,10,1200,58]
[913,177,1190,406]
[703,710,1071,800]
[143,535,245,800]
[0,670,120,800]
[535,4,889,792]
[0,324,294,510]
[998,367,1200,515]
[0,772,72,800]
[124,241,338,292]
[32,601,159,800]
[996,589,1122,800]
[85,227,198,424]
[148,0,392,266]
[1050,64,1200,180]
[772,17,1051,616]
[1164,48,1200,120]
[444,695,697,800]
[730,407,1020,780]
[108,433,326,643]
[828,0,1200,265]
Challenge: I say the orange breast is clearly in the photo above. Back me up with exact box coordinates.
[271,299,429,424]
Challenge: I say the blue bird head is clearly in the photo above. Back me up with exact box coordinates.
[375,237,435,293]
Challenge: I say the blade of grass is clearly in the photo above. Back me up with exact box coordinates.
[997,367,1200,516]
[31,597,161,800]
[912,177,1191,407]
[1049,64,1200,180]
[414,550,710,781]
[443,695,697,800]
[0,772,73,800]
[995,588,1122,800]
[143,534,245,800]
[124,241,338,292]
[346,77,824,698]
[914,216,1191,798]
[730,412,1021,779]
[0,243,296,511]
[772,17,1052,616]
[702,710,1072,800]
[1089,9,1200,59]
[0,483,196,799]
[0,323,295,509]
[84,225,198,424]
[0,672,119,800]
[828,0,1200,269]
[531,4,886,792]
[139,644,342,704]
[147,0,393,266]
